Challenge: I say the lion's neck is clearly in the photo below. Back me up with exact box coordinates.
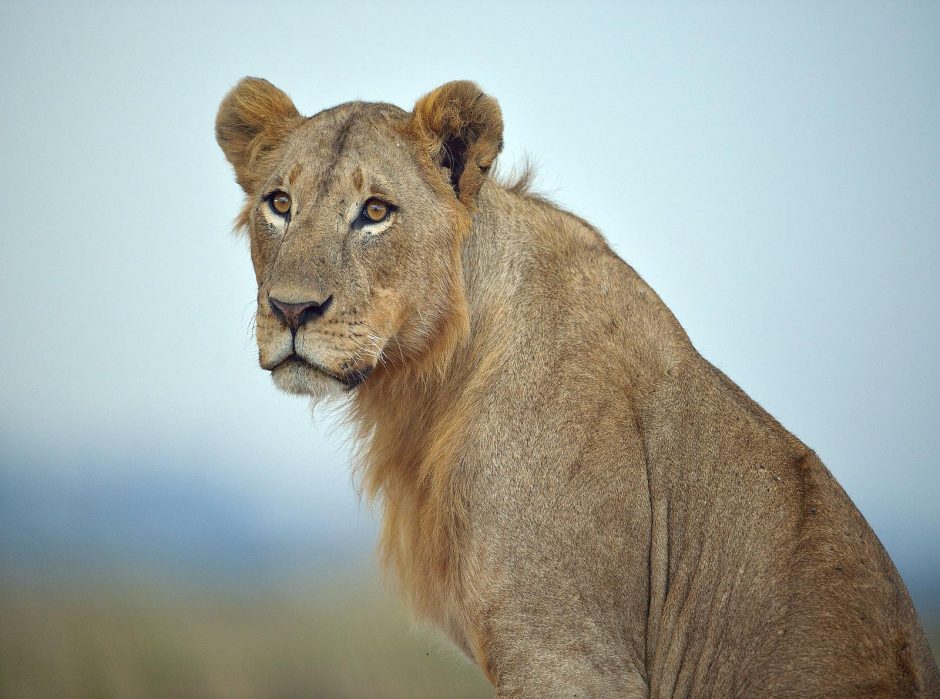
[342,182,533,628]
[347,180,685,631]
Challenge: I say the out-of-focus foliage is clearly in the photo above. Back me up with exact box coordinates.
[0,571,490,699]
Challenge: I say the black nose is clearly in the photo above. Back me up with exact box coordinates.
[269,294,333,332]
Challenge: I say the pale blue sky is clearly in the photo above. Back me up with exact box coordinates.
[1,2,937,593]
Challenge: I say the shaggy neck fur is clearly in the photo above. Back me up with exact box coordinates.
[348,178,679,631]
[348,181,528,626]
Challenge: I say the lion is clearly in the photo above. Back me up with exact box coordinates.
[215,77,939,697]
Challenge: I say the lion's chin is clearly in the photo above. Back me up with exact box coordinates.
[270,357,345,399]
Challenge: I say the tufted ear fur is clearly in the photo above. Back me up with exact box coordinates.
[215,77,303,193]
[411,81,503,206]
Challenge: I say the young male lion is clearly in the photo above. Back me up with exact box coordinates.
[215,78,939,697]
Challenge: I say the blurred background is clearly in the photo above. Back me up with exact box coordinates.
[1,1,937,696]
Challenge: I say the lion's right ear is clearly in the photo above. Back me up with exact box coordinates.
[215,77,302,193]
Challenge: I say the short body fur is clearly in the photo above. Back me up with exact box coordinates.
[216,78,940,697]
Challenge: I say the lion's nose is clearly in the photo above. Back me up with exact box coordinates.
[268,294,333,332]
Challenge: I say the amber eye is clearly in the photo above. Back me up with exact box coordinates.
[269,191,291,216]
[363,198,390,223]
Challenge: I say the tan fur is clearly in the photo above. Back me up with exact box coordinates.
[216,78,940,697]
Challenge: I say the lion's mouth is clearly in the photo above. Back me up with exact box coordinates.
[275,354,372,389]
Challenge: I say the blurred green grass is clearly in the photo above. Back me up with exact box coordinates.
[0,570,491,699]
[1,569,936,698]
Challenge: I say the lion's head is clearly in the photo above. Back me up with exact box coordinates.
[215,78,503,398]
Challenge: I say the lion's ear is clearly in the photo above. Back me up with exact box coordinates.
[411,81,503,206]
[215,77,303,193]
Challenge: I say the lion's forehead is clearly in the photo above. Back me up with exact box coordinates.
[292,102,409,161]
[274,102,416,198]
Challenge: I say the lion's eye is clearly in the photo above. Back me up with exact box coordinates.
[362,198,391,223]
[269,191,292,216]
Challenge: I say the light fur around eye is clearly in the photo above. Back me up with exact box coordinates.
[351,197,397,235]
[259,196,290,229]
[270,191,291,215]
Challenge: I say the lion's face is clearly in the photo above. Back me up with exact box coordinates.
[241,102,459,399]
[216,79,502,399]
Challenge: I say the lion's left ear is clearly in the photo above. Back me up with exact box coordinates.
[411,81,503,206]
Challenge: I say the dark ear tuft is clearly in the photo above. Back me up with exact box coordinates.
[215,77,302,193]
[411,81,503,205]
